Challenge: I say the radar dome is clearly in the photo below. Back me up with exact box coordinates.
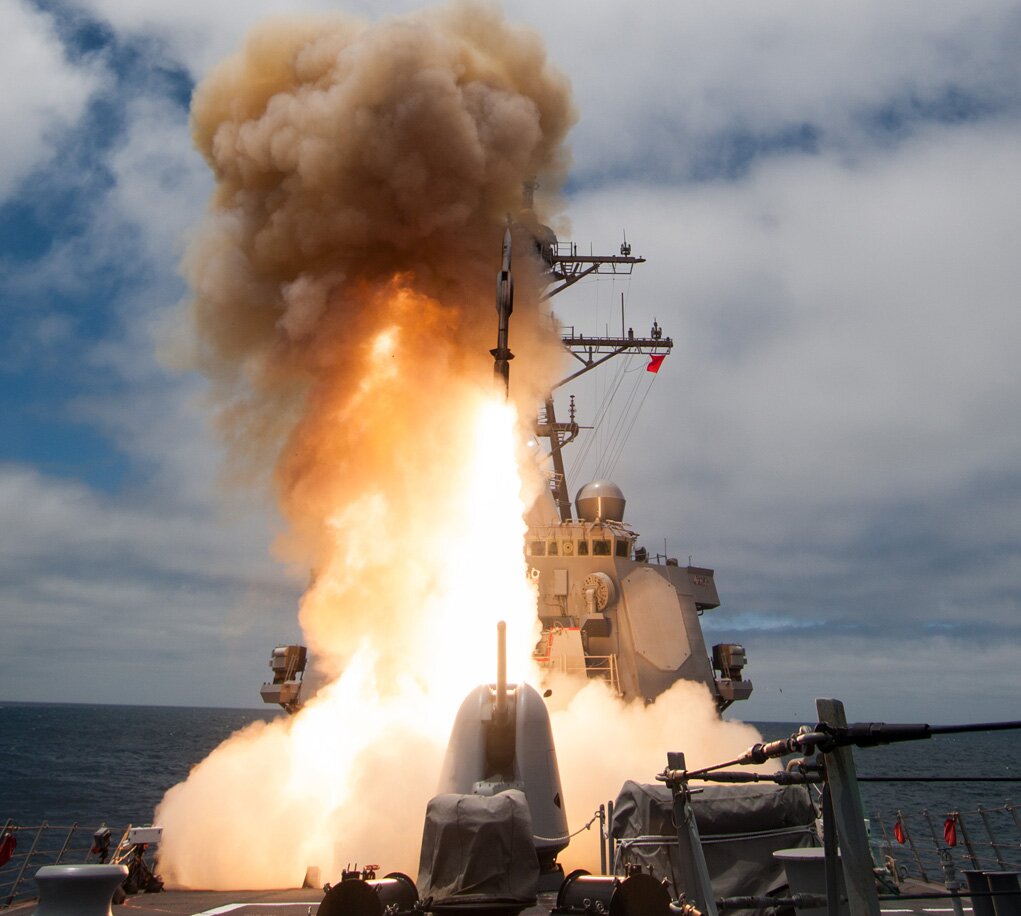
[575,480,626,522]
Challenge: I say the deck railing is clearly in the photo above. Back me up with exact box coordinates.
[533,648,621,695]
[0,821,102,908]
[870,802,1021,884]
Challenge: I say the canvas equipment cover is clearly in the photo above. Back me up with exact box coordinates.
[611,780,818,899]
[418,791,540,904]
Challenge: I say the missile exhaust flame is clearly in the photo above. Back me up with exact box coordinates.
[155,2,767,891]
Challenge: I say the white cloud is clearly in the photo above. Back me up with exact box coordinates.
[68,0,1021,186]
[553,117,1021,642]
[106,94,212,264]
[509,0,1021,180]
[75,0,382,78]
[0,1,103,201]
[0,463,301,706]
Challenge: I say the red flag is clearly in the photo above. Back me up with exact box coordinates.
[0,832,15,868]
[944,816,957,847]
[647,353,666,374]
[894,818,906,844]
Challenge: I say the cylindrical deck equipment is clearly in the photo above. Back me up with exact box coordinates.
[33,864,128,916]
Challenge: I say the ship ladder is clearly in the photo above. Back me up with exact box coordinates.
[584,653,621,695]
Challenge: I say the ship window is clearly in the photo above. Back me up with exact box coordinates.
[593,539,611,556]
[529,541,546,556]
[577,539,589,556]
[615,539,629,558]
[548,541,559,556]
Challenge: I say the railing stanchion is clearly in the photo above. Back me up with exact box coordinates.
[955,811,982,871]
[6,823,46,907]
[977,806,1007,870]
[1008,800,1021,835]
[923,809,942,876]
[874,811,899,880]
[897,810,930,882]
[607,799,615,873]
[55,823,78,865]
[598,804,607,874]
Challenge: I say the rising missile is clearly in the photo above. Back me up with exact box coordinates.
[490,226,514,395]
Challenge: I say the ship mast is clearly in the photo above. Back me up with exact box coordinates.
[539,237,673,521]
[489,185,674,521]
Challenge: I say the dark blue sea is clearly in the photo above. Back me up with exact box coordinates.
[0,703,280,829]
[1,704,1018,876]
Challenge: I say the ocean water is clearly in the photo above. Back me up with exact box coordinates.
[0,703,279,828]
[753,721,1021,819]
[2,704,1019,873]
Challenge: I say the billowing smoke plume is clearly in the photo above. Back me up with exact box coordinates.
[184,2,574,677]
[156,3,767,890]
[158,2,575,888]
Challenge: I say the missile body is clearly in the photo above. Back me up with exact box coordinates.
[491,227,514,393]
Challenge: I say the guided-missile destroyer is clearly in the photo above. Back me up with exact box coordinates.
[262,196,751,714]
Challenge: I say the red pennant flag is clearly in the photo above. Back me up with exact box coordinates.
[894,818,906,844]
[944,816,958,847]
[0,832,16,868]
[647,353,666,374]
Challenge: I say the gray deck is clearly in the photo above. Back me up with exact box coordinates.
[4,877,976,916]
[5,887,322,916]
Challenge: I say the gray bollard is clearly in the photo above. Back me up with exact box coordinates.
[33,864,128,916]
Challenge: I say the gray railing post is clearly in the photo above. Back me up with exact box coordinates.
[923,810,940,848]
[6,823,46,907]
[55,824,79,865]
[874,812,899,879]
[816,698,881,916]
[598,804,607,874]
[977,807,1007,870]
[607,799,615,872]
[896,810,930,882]
[955,812,982,870]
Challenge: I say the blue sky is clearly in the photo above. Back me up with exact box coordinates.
[2,0,1020,721]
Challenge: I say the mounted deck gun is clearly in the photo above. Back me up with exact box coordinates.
[419,622,569,911]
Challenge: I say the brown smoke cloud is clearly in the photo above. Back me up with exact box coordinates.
[183,1,575,675]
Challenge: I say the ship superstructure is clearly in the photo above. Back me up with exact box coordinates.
[522,215,752,710]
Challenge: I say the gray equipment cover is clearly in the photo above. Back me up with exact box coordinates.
[611,780,818,899]
[418,791,540,904]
